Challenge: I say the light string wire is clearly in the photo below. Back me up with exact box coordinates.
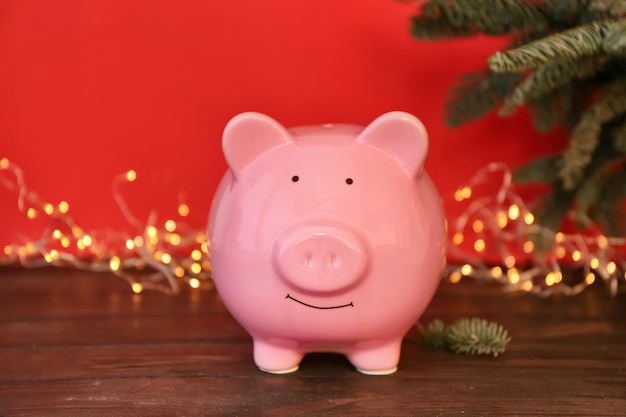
[1,157,624,296]
[447,162,625,297]
[0,158,212,294]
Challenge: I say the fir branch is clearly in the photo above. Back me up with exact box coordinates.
[417,319,447,349]
[590,0,626,17]
[499,57,601,116]
[446,318,511,357]
[418,318,511,357]
[410,0,548,39]
[603,18,626,53]
[445,70,523,127]
[488,20,615,72]
[559,80,626,189]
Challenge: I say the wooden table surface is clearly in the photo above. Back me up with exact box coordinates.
[0,267,624,417]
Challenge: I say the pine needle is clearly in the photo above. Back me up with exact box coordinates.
[488,21,614,72]
[418,318,511,357]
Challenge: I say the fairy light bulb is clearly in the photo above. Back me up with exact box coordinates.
[508,204,520,220]
[189,278,201,288]
[178,204,190,217]
[452,233,464,245]
[126,170,137,182]
[58,201,69,213]
[474,239,486,252]
[472,220,484,233]
[165,220,177,232]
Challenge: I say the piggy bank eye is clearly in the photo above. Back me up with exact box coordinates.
[345,178,354,185]
[291,175,299,182]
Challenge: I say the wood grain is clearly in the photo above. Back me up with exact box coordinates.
[1,268,624,416]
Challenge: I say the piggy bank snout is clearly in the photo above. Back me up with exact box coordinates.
[273,224,369,294]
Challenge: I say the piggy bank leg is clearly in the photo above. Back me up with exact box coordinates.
[347,339,403,375]
[253,339,304,374]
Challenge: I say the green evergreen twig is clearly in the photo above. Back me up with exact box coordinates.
[488,21,615,72]
[418,318,511,357]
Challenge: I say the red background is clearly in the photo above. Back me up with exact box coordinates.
[0,0,566,251]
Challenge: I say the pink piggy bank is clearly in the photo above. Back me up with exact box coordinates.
[208,111,446,375]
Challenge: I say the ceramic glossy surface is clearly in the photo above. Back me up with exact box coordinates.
[208,111,447,374]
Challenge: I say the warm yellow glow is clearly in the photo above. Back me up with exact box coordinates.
[3,245,13,256]
[200,241,209,253]
[585,273,595,285]
[50,249,58,259]
[168,233,181,246]
[196,232,206,244]
[149,235,159,246]
[590,257,600,269]
[147,226,158,237]
[61,238,70,248]
[76,240,86,250]
[607,261,617,274]
[555,246,567,259]
[521,281,533,291]
[178,203,190,217]
[474,239,486,252]
[0,157,9,169]
[71,226,83,238]
[110,256,121,271]
[44,253,53,263]
[165,220,177,232]
[571,250,581,262]
[125,239,135,250]
[545,272,557,286]
[161,253,172,264]
[82,235,93,246]
[597,235,608,249]
[27,208,36,219]
[190,262,202,274]
[472,220,484,233]
[504,255,516,268]
[449,271,462,283]
[126,170,137,182]
[44,203,54,215]
[454,186,472,201]
[58,201,69,213]
[202,260,211,271]
[524,212,535,225]
[461,264,472,276]
[175,266,185,278]
[507,268,520,284]
[132,282,143,293]
[25,243,36,254]
[490,266,503,278]
[53,229,62,239]
[191,249,202,260]
[508,204,520,220]
[189,278,201,289]
[133,236,144,248]
[496,212,508,228]
[523,240,534,253]
[452,233,464,245]
[555,232,564,242]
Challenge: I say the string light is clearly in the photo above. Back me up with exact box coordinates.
[2,157,624,297]
[446,162,625,297]
[0,158,212,294]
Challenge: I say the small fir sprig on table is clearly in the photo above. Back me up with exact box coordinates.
[418,318,512,357]
[409,0,626,243]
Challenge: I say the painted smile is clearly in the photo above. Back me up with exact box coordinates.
[286,294,354,310]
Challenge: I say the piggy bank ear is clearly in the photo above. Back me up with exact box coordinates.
[356,112,429,178]
[222,112,293,177]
